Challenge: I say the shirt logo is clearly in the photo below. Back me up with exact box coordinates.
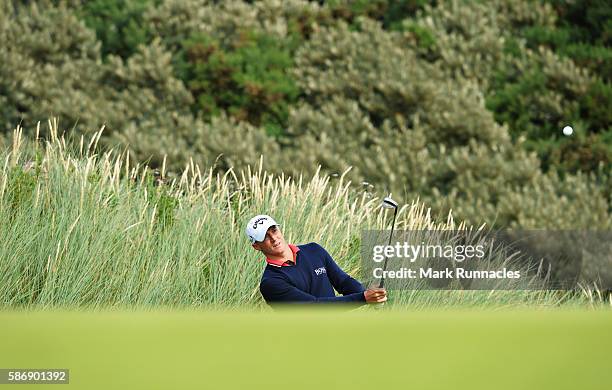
[314,267,327,276]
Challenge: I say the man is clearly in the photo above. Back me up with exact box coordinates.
[246,214,387,306]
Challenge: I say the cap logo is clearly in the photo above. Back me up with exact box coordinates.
[252,217,268,229]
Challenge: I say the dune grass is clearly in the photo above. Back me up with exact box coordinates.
[0,120,609,309]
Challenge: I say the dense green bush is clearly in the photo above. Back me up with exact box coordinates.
[175,30,298,137]
[78,0,154,59]
[324,0,431,31]
[407,0,611,177]
[537,0,611,80]
[285,18,610,228]
[0,1,105,134]
[0,0,609,230]
[0,1,199,166]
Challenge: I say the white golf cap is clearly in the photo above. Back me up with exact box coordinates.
[245,214,280,243]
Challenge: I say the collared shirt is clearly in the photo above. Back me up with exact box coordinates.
[265,244,300,267]
[259,242,366,305]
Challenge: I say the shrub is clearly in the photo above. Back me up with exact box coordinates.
[0,0,609,232]
[287,17,610,228]
[540,0,611,80]
[78,0,154,59]
[408,0,610,177]
[175,30,298,137]
[0,1,106,135]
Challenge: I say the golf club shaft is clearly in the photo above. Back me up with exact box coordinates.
[378,206,398,289]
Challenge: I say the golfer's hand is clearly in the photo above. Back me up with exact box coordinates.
[364,288,387,304]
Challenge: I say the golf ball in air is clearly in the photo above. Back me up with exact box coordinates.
[562,126,573,136]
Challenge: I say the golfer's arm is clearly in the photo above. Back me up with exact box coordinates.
[320,246,365,295]
[260,279,365,304]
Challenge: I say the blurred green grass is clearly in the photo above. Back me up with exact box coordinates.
[1,309,610,389]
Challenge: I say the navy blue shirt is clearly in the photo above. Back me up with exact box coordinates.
[259,242,366,305]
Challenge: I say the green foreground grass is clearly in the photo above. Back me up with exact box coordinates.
[1,309,611,389]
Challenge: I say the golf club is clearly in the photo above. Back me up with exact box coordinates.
[379,196,399,289]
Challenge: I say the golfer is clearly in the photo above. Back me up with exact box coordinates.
[246,214,387,305]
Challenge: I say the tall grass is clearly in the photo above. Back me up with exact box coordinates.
[0,120,607,309]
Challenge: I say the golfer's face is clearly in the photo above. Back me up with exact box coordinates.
[257,225,285,253]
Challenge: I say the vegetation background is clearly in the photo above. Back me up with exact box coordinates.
[0,110,608,309]
[0,0,609,229]
[1,5,611,388]
[0,0,611,309]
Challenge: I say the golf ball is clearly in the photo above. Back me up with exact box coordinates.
[562,126,573,136]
